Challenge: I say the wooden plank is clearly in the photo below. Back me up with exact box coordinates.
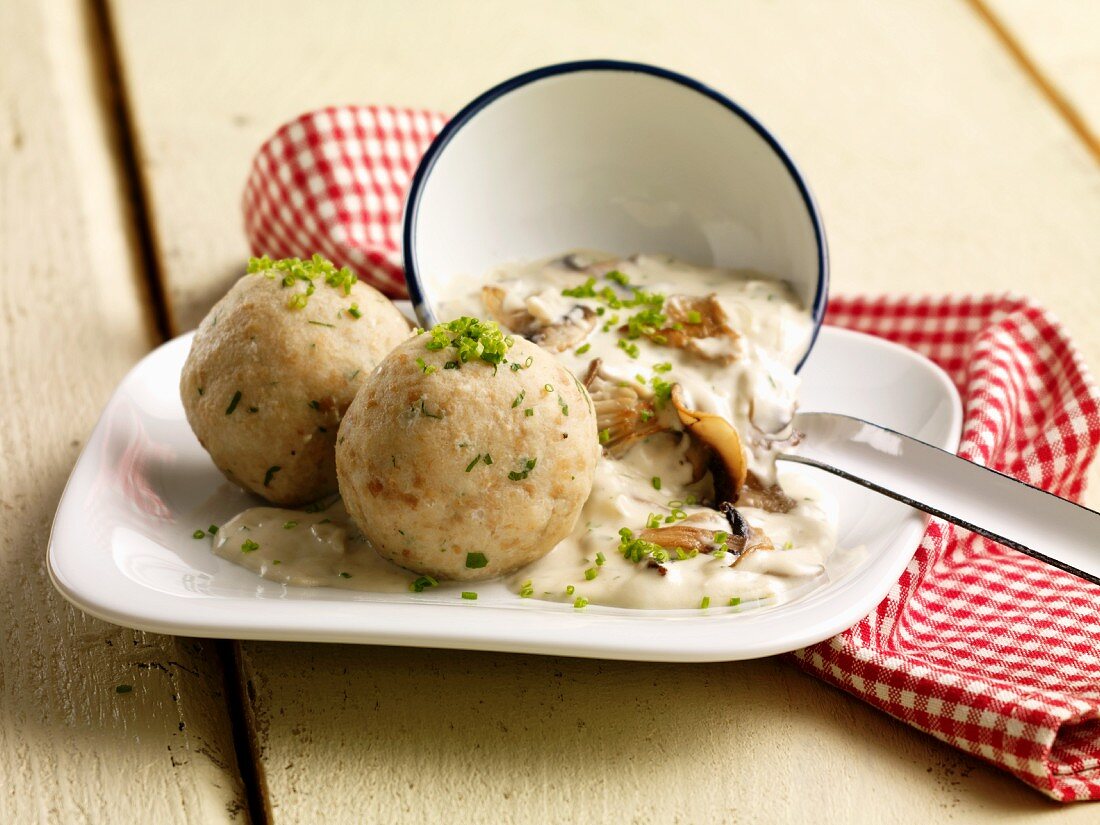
[107,0,1100,822]
[0,1,246,821]
[981,0,1100,161]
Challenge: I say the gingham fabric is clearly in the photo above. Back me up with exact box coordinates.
[243,107,1100,801]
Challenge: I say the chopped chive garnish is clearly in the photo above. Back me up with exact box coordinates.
[511,390,526,408]
[225,391,242,415]
[573,597,589,609]
[617,339,640,359]
[241,539,259,553]
[652,476,662,490]
[598,428,610,445]
[339,572,351,579]
[524,408,534,417]
[208,524,218,534]
[729,597,741,607]
[566,585,575,596]
[115,684,133,694]
[686,310,703,324]
[544,384,554,393]
[272,559,281,565]
[465,454,482,472]
[558,396,569,416]
[465,552,488,569]
[416,357,437,374]
[192,529,205,539]
[348,303,362,319]
[263,465,281,487]
[519,580,534,598]
[282,521,298,529]
[575,343,591,356]
[461,591,478,600]
[410,575,438,592]
[700,596,710,609]
[423,316,514,366]
[606,269,630,286]
[783,540,794,550]
[308,320,336,328]
[483,453,493,466]
[508,457,537,481]
[595,552,606,566]
[584,568,598,581]
[654,362,672,373]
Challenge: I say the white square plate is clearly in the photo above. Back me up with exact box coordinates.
[48,325,961,662]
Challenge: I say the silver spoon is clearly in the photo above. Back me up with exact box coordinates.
[778,412,1100,586]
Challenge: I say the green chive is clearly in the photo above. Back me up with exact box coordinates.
[348,303,362,319]
[566,585,575,596]
[264,466,281,487]
[595,552,606,566]
[282,521,297,529]
[192,529,205,539]
[575,343,591,356]
[700,596,710,609]
[573,597,588,609]
[465,552,488,569]
[584,568,598,581]
[512,390,526,408]
[241,539,259,553]
[208,524,218,534]
[339,572,351,579]
[483,453,493,466]
[308,320,336,328]
[652,476,662,490]
[524,408,534,417]
[461,591,478,600]
[686,310,702,324]
[465,454,481,472]
[225,391,242,415]
[115,684,133,694]
[729,597,741,607]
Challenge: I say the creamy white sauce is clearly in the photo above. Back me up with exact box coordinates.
[212,251,841,612]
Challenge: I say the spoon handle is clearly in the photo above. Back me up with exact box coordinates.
[780,412,1100,586]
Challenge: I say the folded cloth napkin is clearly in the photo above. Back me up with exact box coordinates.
[243,106,1100,801]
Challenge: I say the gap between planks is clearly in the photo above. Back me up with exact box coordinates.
[966,0,1100,166]
[90,1,270,823]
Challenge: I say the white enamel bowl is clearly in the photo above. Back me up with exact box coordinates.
[403,60,827,368]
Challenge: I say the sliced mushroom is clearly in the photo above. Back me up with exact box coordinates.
[638,514,724,554]
[736,472,797,514]
[670,384,747,499]
[719,502,775,561]
[530,306,597,352]
[583,359,665,457]
[481,285,596,353]
[656,294,740,363]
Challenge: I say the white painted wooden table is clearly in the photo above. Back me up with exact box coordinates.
[3,1,1098,821]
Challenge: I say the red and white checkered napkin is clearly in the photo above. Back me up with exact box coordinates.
[244,106,1100,801]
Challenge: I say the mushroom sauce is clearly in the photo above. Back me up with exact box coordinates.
[211,251,840,611]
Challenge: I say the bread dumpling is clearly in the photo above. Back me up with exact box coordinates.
[336,318,598,581]
[180,256,410,505]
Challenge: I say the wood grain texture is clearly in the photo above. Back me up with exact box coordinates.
[105,0,1100,822]
[0,1,246,821]
[984,0,1100,160]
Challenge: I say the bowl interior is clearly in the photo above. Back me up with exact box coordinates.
[404,61,826,360]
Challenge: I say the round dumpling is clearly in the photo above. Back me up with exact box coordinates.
[336,319,599,581]
[181,256,410,505]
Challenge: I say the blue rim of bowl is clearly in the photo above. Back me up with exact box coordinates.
[402,58,829,372]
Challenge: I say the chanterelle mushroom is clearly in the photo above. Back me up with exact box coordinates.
[482,285,596,353]
[648,294,740,363]
[670,384,748,499]
[583,360,665,457]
